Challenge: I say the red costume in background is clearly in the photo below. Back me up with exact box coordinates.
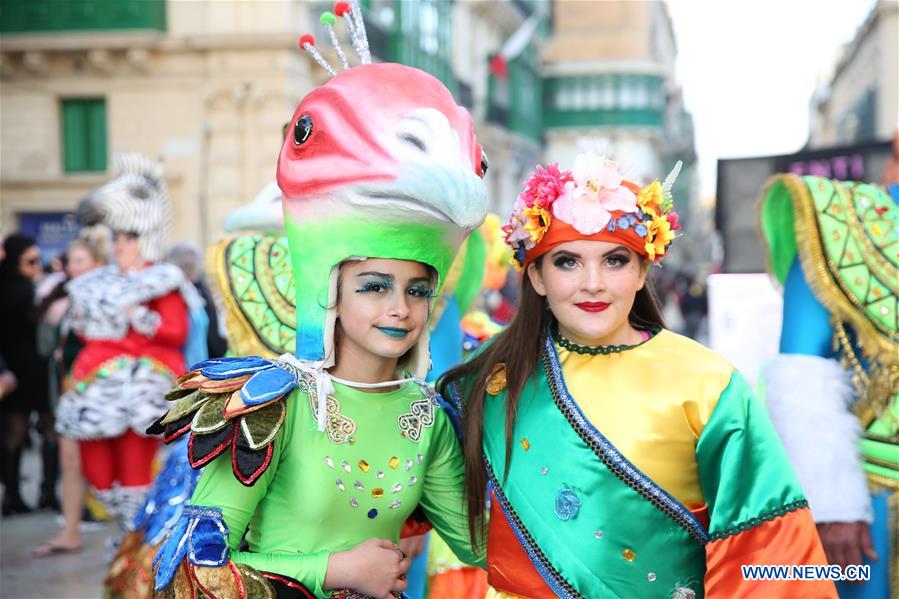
[57,263,190,523]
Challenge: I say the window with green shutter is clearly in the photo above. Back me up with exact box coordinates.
[1,0,166,33]
[61,98,107,173]
[359,1,457,97]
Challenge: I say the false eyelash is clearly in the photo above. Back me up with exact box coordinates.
[605,254,632,267]
[356,280,392,293]
[553,256,578,268]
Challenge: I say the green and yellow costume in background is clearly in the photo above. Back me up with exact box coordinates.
[760,174,898,598]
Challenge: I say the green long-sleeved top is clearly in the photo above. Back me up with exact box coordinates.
[190,379,483,597]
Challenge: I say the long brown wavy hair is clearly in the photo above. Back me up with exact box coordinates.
[437,256,665,550]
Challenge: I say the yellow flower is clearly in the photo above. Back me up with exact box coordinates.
[523,205,552,245]
[636,180,663,218]
[645,213,676,261]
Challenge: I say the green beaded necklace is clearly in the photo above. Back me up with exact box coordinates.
[550,321,660,356]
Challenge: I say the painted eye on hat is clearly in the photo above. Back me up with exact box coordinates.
[294,115,314,146]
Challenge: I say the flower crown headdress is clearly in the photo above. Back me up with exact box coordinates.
[502,153,682,268]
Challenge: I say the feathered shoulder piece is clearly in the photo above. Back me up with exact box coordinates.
[147,356,305,486]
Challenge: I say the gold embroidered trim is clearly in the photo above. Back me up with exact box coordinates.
[297,373,356,445]
[833,320,899,425]
[760,175,899,420]
[397,395,438,443]
[867,473,899,491]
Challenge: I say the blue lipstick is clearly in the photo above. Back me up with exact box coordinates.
[376,327,410,338]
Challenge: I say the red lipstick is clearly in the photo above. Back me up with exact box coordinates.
[575,301,610,313]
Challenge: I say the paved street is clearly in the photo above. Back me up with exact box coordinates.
[1,445,113,599]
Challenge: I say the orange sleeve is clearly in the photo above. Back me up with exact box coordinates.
[705,506,837,598]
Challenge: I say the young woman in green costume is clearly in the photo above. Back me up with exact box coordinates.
[152,259,481,598]
[150,5,489,597]
[440,153,835,599]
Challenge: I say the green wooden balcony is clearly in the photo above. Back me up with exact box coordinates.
[544,74,665,129]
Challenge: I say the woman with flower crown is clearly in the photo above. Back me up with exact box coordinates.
[439,153,836,599]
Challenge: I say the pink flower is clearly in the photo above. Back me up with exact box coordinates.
[519,164,571,210]
[552,153,638,234]
[503,164,570,251]
[666,211,681,231]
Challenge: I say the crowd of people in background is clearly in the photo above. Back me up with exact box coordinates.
[0,230,228,554]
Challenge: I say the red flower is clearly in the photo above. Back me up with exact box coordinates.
[666,211,681,231]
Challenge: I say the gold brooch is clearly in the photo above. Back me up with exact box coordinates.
[486,363,507,396]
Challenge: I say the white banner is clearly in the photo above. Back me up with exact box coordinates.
[707,273,783,387]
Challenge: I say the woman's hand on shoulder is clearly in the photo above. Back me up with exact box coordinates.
[325,537,410,599]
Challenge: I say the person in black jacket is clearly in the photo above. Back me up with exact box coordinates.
[0,234,53,515]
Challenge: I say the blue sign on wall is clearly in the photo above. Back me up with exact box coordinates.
[18,212,80,265]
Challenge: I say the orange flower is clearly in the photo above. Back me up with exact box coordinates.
[523,204,552,245]
[644,213,676,262]
[636,180,663,218]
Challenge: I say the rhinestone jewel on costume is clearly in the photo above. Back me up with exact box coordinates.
[594,530,603,539]
[358,460,370,472]
[389,456,399,469]
[336,479,345,491]
[540,467,548,475]
[520,438,530,451]
[622,548,636,562]
[409,475,418,486]
[341,460,351,473]
[390,499,401,509]
[367,508,378,519]
[392,483,403,493]
[371,488,384,498]
[417,453,423,464]
[349,497,359,508]
[354,480,364,491]
[324,456,334,468]
[648,573,657,582]
[376,471,384,479]
[405,459,413,471]
[554,488,581,521]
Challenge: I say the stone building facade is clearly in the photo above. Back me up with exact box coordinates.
[808,0,898,149]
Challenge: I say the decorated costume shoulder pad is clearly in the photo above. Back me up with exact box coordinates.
[147,356,303,486]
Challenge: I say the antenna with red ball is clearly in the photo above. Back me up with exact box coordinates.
[299,1,371,77]
[298,34,336,77]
